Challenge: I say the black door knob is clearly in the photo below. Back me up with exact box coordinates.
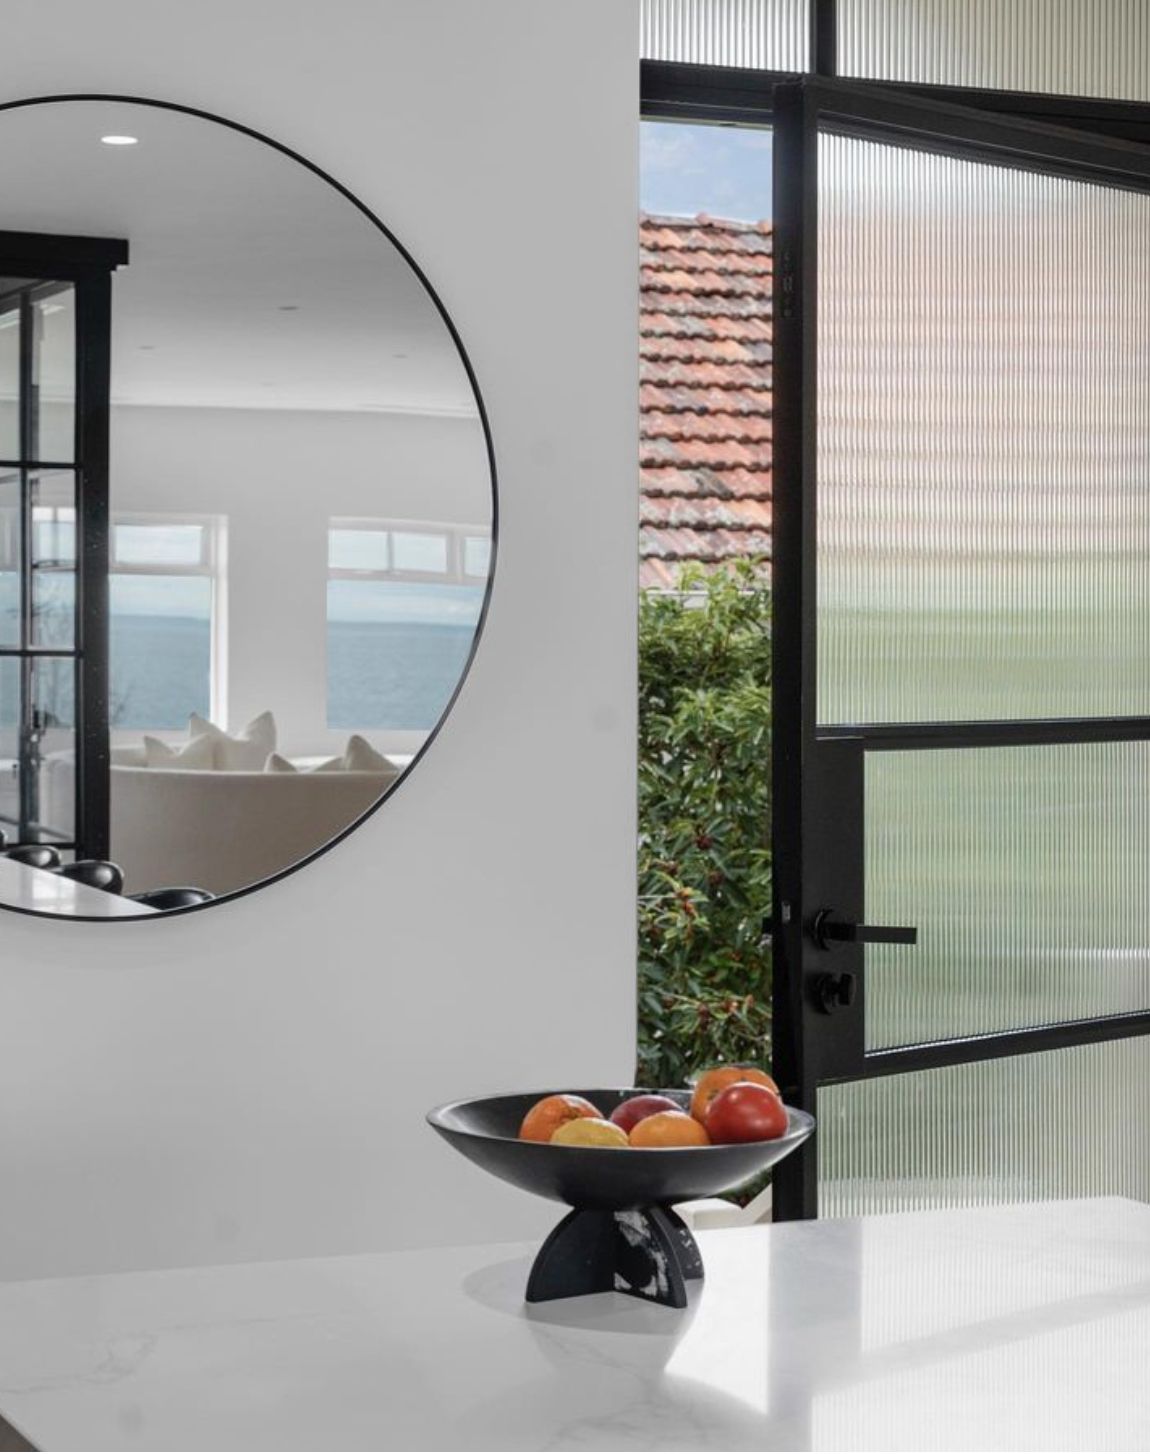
[814,971,856,1014]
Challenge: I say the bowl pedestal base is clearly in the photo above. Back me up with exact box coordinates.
[525,1206,703,1309]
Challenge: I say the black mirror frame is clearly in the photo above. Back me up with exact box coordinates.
[0,92,498,923]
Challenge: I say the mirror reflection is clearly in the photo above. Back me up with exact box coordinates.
[0,99,494,918]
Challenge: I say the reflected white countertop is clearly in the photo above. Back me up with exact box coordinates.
[0,859,157,918]
[0,1197,1147,1451]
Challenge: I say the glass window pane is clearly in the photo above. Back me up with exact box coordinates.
[110,575,212,729]
[30,470,76,650]
[817,136,1150,724]
[32,656,74,842]
[839,0,1150,102]
[818,1037,1150,1219]
[392,531,447,574]
[0,467,20,648]
[0,299,20,460]
[640,0,808,69]
[463,534,491,579]
[865,743,1150,1050]
[113,522,204,567]
[32,286,75,463]
[0,656,20,838]
[327,579,482,729]
[328,528,389,572]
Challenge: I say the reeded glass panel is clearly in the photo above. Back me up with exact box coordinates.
[31,285,75,463]
[817,135,1150,725]
[866,743,1150,1050]
[640,0,807,69]
[818,1036,1150,1218]
[0,299,19,459]
[839,0,1150,102]
[0,466,19,648]
[30,471,75,650]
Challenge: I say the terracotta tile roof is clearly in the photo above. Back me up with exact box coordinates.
[640,213,772,589]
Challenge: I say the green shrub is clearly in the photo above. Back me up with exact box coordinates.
[637,559,772,1089]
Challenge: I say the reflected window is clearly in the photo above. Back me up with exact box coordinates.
[110,516,222,729]
[327,518,487,730]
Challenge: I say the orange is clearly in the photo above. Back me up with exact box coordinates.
[629,1110,711,1148]
[519,1094,603,1142]
[550,1117,628,1148]
[689,1066,778,1123]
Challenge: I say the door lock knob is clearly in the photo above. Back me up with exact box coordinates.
[814,971,856,1015]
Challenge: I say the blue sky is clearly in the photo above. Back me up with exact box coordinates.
[640,121,772,223]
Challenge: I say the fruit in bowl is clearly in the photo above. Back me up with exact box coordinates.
[628,1109,710,1148]
[515,1065,787,1149]
[689,1066,779,1123]
[550,1117,629,1148]
[608,1093,681,1133]
[703,1081,787,1144]
[519,1093,603,1143]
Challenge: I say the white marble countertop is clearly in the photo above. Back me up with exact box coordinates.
[0,1197,1147,1451]
[0,860,158,918]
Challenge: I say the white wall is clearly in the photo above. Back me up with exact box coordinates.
[111,403,491,757]
[0,0,638,1280]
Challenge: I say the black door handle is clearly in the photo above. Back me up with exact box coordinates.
[811,909,918,950]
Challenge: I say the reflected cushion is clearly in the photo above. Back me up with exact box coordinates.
[264,752,298,773]
[143,733,216,770]
[189,711,277,771]
[311,735,391,773]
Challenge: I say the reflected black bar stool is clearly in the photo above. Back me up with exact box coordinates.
[4,845,63,870]
[58,861,125,895]
[129,887,215,910]
[0,830,7,849]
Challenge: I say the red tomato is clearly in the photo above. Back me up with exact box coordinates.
[704,1082,788,1144]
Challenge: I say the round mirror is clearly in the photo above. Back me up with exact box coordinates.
[0,98,495,918]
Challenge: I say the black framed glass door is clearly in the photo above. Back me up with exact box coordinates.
[0,234,127,859]
[770,79,1150,1219]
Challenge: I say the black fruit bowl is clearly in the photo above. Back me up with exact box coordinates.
[427,1087,814,1212]
[428,1088,814,1309]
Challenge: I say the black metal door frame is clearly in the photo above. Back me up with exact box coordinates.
[642,42,1150,1223]
[770,76,1150,1218]
[0,232,127,859]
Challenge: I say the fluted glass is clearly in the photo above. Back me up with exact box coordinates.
[640,0,808,69]
[818,1037,1150,1218]
[817,134,1150,725]
[865,743,1150,1049]
[839,0,1150,102]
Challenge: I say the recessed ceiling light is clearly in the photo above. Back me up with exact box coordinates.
[138,344,156,351]
[277,304,299,312]
[100,135,139,146]
[392,352,409,359]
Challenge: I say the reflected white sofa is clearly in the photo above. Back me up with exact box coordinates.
[40,747,401,897]
[108,749,400,896]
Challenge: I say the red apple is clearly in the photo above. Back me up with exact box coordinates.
[609,1094,681,1133]
[704,1082,788,1144]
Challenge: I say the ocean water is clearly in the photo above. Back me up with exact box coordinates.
[110,614,478,733]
